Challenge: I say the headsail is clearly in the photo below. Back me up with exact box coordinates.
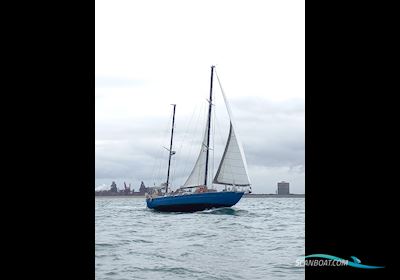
[213,71,251,186]
[213,123,250,185]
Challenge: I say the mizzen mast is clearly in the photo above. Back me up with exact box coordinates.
[165,104,176,192]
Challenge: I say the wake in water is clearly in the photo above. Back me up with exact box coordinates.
[147,206,250,216]
[198,207,250,216]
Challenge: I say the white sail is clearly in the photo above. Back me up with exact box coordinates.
[213,71,251,186]
[183,126,209,187]
[213,123,250,185]
[183,68,250,188]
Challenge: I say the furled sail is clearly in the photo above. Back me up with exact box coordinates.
[213,71,251,186]
[183,126,210,187]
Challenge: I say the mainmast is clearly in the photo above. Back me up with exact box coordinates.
[166,104,176,193]
[204,66,215,186]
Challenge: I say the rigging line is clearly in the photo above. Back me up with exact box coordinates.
[215,68,250,186]
[213,71,237,186]
[213,91,229,158]
[227,129,237,185]
[172,152,180,190]
[211,91,216,188]
[151,117,167,182]
[182,99,206,185]
[172,99,200,186]
[170,156,175,191]
[213,98,234,187]
[170,143,176,190]
[199,102,209,185]
[161,109,175,181]
[213,69,230,150]
[150,122,167,184]
[194,101,208,185]
[172,108,189,153]
[180,102,198,184]
[151,108,174,185]
[155,126,169,183]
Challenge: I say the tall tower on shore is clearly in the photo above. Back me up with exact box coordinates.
[139,181,147,194]
[277,181,290,195]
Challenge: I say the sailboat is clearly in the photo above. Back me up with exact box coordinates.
[146,66,251,212]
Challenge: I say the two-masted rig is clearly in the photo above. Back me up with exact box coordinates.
[146,66,251,212]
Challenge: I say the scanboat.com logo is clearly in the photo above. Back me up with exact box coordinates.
[297,254,384,269]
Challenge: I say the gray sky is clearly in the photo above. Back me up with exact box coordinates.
[95,0,305,193]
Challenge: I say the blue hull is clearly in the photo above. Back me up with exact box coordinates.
[146,191,244,212]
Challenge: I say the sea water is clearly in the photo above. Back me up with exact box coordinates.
[95,197,305,280]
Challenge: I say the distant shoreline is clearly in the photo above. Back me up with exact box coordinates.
[243,194,305,198]
[95,193,305,198]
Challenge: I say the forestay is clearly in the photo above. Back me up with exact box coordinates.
[213,71,251,186]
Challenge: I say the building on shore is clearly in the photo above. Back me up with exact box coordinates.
[277,181,290,195]
[138,181,148,195]
[123,182,131,194]
[110,181,118,193]
[95,181,150,196]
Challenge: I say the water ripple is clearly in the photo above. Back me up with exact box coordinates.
[96,197,304,280]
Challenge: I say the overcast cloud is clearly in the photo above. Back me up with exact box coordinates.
[95,0,305,193]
